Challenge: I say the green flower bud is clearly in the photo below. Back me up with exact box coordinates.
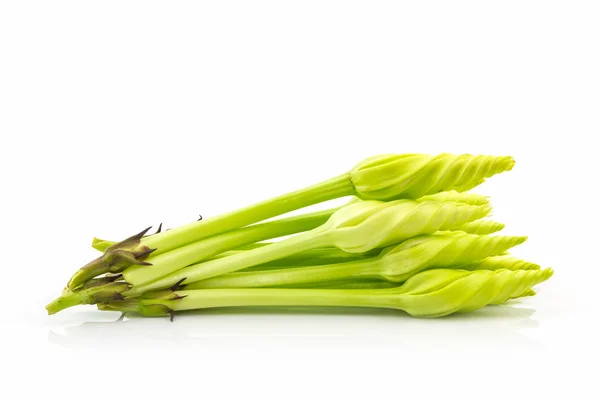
[323,199,491,253]
[393,268,553,317]
[350,153,515,200]
[373,231,527,282]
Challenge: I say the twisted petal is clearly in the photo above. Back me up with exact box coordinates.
[459,254,541,271]
[456,219,505,234]
[350,153,515,200]
[417,190,490,206]
[510,288,536,299]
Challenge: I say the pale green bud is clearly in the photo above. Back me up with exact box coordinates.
[393,268,553,317]
[373,231,526,282]
[322,200,491,253]
[350,153,515,200]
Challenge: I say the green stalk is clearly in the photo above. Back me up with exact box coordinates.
[185,232,526,289]
[125,230,330,296]
[280,279,399,289]
[124,200,491,296]
[222,247,379,270]
[114,207,335,288]
[142,175,353,256]
[57,209,340,313]
[284,280,539,294]
[101,268,553,319]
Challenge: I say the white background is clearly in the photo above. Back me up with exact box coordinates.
[1,1,599,399]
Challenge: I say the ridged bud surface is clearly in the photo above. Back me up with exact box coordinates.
[350,153,515,200]
[417,190,489,206]
[393,268,553,317]
[460,254,541,271]
[374,231,527,282]
[325,200,491,253]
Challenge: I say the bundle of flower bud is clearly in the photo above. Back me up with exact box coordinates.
[46,153,552,319]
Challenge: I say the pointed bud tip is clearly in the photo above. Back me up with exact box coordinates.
[542,268,554,280]
[502,156,516,170]
[514,236,528,245]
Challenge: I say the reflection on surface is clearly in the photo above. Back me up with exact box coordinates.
[47,303,540,352]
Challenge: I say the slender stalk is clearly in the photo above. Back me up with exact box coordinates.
[225,247,378,270]
[124,200,491,295]
[187,259,373,289]
[280,279,399,289]
[124,230,332,296]
[123,207,336,286]
[141,175,353,255]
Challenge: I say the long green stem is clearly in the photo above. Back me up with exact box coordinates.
[173,288,387,308]
[123,207,336,286]
[218,247,377,270]
[141,175,354,255]
[125,200,491,295]
[124,230,332,296]
[281,279,399,289]
[187,258,376,289]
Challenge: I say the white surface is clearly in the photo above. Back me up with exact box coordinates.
[1,1,599,399]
